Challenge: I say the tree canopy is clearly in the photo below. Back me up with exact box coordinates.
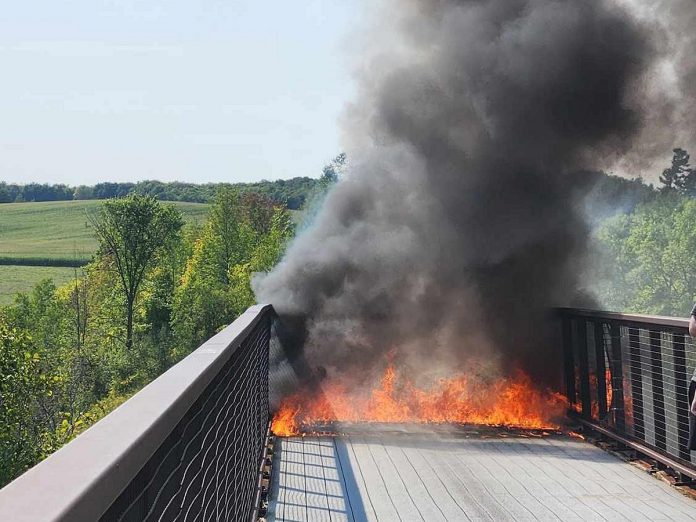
[90,195,183,349]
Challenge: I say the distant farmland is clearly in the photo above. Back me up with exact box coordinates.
[0,200,209,303]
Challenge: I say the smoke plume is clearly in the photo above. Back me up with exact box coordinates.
[255,0,695,394]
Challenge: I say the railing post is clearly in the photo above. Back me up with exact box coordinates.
[594,321,608,421]
[562,314,577,409]
[673,332,691,460]
[609,321,626,433]
[577,319,592,419]
[649,330,667,450]
[628,327,645,440]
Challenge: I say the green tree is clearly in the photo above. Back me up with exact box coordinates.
[0,323,47,486]
[320,152,346,189]
[206,188,255,284]
[172,190,254,350]
[172,189,292,352]
[90,195,183,350]
[0,184,11,203]
[227,207,294,316]
[594,194,696,315]
[660,148,691,191]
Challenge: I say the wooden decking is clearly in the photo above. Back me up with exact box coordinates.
[268,429,696,521]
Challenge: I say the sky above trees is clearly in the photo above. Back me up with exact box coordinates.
[0,1,360,185]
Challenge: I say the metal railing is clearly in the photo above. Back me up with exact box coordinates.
[0,304,274,522]
[560,308,696,477]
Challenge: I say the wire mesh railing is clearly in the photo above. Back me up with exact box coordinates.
[560,308,696,473]
[0,304,274,522]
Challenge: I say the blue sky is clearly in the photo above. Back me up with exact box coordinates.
[0,1,360,185]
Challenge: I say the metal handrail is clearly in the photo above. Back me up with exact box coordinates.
[560,307,696,478]
[0,304,274,522]
[558,307,690,330]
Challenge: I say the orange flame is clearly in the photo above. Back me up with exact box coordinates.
[590,369,613,419]
[271,362,567,437]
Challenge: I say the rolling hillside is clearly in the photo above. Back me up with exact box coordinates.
[0,200,210,303]
[0,200,209,263]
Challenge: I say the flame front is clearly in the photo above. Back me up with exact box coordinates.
[271,363,567,437]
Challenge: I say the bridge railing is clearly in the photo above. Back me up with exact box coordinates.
[0,304,274,522]
[560,307,696,477]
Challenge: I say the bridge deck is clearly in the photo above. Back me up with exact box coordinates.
[268,430,696,521]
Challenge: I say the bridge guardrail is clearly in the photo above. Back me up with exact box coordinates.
[0,304,274,522]
[560,307,696,477]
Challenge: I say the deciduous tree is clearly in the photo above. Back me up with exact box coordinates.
[90,195,183,349]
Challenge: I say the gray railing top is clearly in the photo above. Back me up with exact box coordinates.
[0,304,274,522]
[558,307,690,330]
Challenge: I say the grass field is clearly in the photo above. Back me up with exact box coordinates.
[0,200,209,262]
[0,200,210,302]
[0,265,79,304]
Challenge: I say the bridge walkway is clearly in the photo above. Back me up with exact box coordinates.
[268,430,696,521]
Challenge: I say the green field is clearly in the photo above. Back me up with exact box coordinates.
[0,200,210,302]
[0,200,209,262]
[0,265,78,304]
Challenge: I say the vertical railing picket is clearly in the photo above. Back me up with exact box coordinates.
[609,321,626,433]
[577,319,592,420]
[649,330,667,450]
[562,314,577,409]
[673,332,691,460]
[594,320,608,421]
[628,326,645,440]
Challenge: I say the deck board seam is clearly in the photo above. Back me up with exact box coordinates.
[513,439,609,521]
[522,439,610,519]
[538,438,629,520]
[394,442,450,521]
[426,446,495,520]
[347,436,379,520]
[379,439,427,521]
[549,441,664,520]
[486,441,567,521]
[362,435,403,521]
[450,446,520,519]
[409,444,472,521]
[465,444,541,520]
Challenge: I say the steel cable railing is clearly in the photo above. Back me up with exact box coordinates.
[104,318,270,521]
[0,304,274,522]
[560,308,696,473]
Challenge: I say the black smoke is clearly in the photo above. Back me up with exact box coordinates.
[255,0,691,394]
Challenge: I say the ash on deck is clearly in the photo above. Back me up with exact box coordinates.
[267,430,696,521]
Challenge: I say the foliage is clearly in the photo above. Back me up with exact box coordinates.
[658,148,696,197]
[583,171,656,223]
[90,195,183,350]
[592,193,696,316]
[296,153,345,231]
[172,189,292,353]
[0,324,47,485]
[0,181,295,487]
[660,148,691,191]
[0,176,327,210]
[319,152,346,189]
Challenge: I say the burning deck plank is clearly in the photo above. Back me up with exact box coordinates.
[271,362,568,437]
[280,421,563,438]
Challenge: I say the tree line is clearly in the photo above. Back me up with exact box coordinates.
[0,171,339,210]
[588,147,696,316]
